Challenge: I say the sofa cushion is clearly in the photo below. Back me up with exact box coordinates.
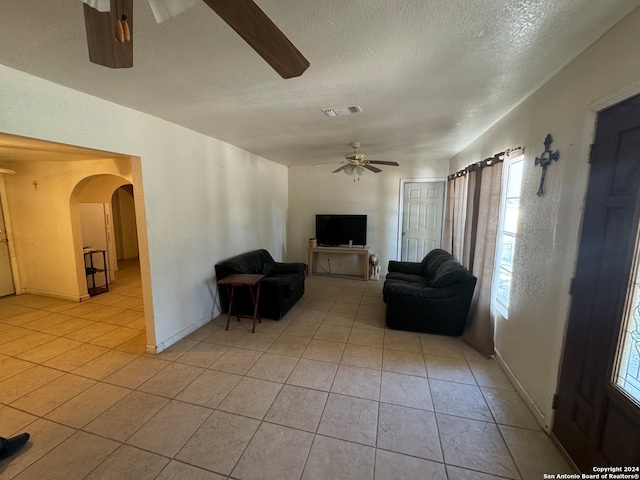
[385,281,469,299]
[422,249,456,280]
[220,249,275,276]
[254,249,276,275]
[387,261,423,276]
[273,262,306,275]
[385,272,429,286]
[269,274,300,298]
[430,259,474,287]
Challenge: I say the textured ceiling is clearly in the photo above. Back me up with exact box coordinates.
[1,0,639,167]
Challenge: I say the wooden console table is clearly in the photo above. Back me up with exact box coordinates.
[308,246,370,281]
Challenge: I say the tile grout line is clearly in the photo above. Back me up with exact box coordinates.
[2,274,550,479]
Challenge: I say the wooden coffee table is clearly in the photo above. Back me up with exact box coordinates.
[217,274,265,333]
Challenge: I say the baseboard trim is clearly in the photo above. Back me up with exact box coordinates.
[495,349,550,433]
[23,288,90,302]
[146,314,213,354]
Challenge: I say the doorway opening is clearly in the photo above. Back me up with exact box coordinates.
[112,185,139,263]
[71,174,150,351]
[0,132,155,352]
[0,192,15,297]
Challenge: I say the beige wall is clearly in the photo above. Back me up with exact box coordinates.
[288,161,448,276]
[0,66,289,353]
[112,185,139,261]
[448,8,640,430]
[2,160,131,300]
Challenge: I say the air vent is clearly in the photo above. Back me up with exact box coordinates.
[322,105,362,117]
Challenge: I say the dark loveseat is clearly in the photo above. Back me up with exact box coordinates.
[383,249,476,336]
[215,249,305,320]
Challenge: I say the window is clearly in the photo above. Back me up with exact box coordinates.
[493,155,524,318]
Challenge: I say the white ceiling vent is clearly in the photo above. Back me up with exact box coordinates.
[322,105,362,117]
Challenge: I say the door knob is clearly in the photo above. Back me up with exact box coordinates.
[402,231,407,236]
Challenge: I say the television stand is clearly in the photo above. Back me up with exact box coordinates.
[308,246,370,281]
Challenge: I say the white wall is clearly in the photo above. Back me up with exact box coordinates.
[448,8,640,430]
[288,161,448,276]
[0,65,288,352]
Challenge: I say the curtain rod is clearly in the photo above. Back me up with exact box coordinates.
[447,146,523,180]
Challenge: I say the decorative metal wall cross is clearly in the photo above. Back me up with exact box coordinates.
[534,134,559,197]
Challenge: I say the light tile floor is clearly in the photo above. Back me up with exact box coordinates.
[0,264,575,479]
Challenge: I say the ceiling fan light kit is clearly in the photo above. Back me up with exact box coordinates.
[319,142,400,181]
[147,0,197,23]
[81,0,309,78]
[83,0,111,12]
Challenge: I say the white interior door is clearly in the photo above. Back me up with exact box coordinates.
[0,198,15,297]
[400,181,445,262]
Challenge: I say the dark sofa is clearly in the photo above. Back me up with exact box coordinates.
[215,249,305,320]
[383,249,476,336]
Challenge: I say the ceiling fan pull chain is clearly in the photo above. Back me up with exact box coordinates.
[121,14,131,42]
[120,0,130,42]
[115,19,125,42]
[113,0,130,43]
[114,0,123,42]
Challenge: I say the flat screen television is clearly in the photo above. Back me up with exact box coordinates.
[315,214,367,247]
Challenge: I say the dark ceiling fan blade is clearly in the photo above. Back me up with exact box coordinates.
[201,0,309,79]
[367,160,400,166]
[363,165,382,173]
[332,165,349,173]
[83,0,133,68]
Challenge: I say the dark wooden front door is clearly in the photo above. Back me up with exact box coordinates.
[553,94,640,470]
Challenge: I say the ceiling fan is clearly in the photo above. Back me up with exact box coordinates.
[315,143,400,181]
[81,0,310,79]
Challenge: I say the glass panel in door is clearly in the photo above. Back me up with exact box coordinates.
[614,226,640,405]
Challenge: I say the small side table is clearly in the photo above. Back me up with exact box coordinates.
[83,249,109,296]
[217,274,265,333]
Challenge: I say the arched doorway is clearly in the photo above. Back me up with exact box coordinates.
[70,173,152,353]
